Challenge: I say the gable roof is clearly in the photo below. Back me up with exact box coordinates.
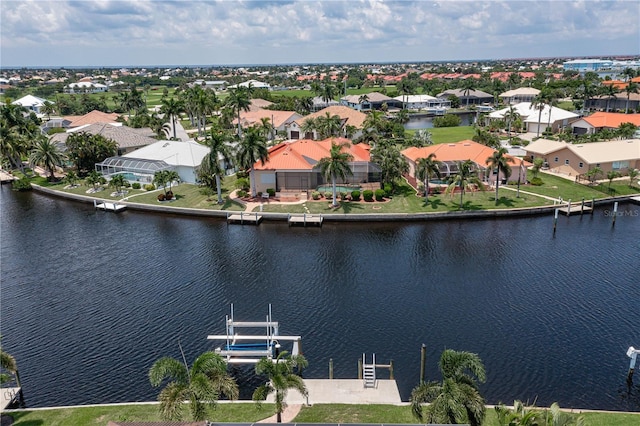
[253,137,371,171]
[234,109,302,128]
[402,140,524,167]
[51,123,157,150]
[581,112,640,128]
[298,105,367,129]
[527,139,640,163]
[499,87,541,98]
[248,98,274,111]
[123,140,210,168]
[12,94,49,107]
[65,110,120,127]
[341,92,394,103]
[489,102,578,124]
[437,88,493,99]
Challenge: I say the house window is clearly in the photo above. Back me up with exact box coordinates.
[612,161,629,170]
[565,159,570,165]
[579,162,584,168]
[596,163,601,168]
[554,157,559,163]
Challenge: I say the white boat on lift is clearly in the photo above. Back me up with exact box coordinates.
[207,304,302,364]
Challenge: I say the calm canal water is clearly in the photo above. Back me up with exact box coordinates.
[1,185,639,411]
[404,112,474,129]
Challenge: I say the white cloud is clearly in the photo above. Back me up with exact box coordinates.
[0,0,638,67]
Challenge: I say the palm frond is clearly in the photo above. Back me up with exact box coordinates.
[149,356,188,387]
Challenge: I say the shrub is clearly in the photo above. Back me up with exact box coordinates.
[530,177,544,186]
[363,189,374,202]
[157,193,166,201]
[236,170,249,179]
[144,184,155,191]
[340,191,348,200]
[131,182,141,190]
[375,188,386,201]
[351,190,361,201]
[266,188,276,197]
[237,190,247,198]
[236,177,250,191]
[12,177,32,191]
[433,114,461,128]
[324,191,332,199]
[383,183,393,196]
[311,191,321,200]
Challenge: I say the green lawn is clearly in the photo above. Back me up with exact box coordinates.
[429,125,476,144]
[6,403,639,426]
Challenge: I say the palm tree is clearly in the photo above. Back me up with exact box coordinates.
[445,160,485,209]
[226,86,252,136]
[603,84,620,112]
[252,351,308,423]
[586,166,603,184]
[29,136,66,181]
[315,141,354,207]
[624,81,638,114]
[85,170,106,190]
[165,170,180,194]
[617,122,637,139]
[461,78,476,109]
[486,147,513,205]
[154,170,169,195]
[160,97,185,140]
[63,170,79,187]
[628,168,639,187]
[109,174,128,195]
[531,90,552,137]
[358,93,370,110]
[411,349,486,426]
[416,153,442,202]
[316,112,342,138]
[236,127,269,197]
[42,101,56,120]
[1,344,19,387]
[202,128,233,204]
[606,170,620,192]
[370,142,408,190]
[321,82,336,104]
[149,350,239,421]
[503,105,520,145]
[531,157,544,179]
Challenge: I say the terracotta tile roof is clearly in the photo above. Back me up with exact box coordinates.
[65,110,120,127]
[582,112,640,128]
[298,105,368,129]
[253,137,371,171]
[402,140,525,167]
[248,98,274,111]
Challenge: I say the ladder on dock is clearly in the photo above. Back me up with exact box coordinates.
[362,353,376,388]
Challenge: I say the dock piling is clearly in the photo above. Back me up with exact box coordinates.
[357,358,362,380]
[329,358,333,379]
[419,343,426,385]
[553,209,558,235]
[612,201,618,227]
[581,198,585,215]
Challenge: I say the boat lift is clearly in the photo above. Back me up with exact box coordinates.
[627,346,640,384]
[207,304,301,364]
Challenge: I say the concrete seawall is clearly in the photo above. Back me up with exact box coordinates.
[30,184,634,223]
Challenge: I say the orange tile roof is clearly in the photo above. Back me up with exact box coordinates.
[66,110,120,127]
[298,105,368,129]
[253,137,371,171]
[401,140,526,167]
[582,111,640,128]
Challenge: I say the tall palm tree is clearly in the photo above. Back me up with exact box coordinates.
[416,153,442,202]
[321,82,336,104]
[149,350,239,421]
[236,127,269,197]
[315,140,354,207]
[252,351,308,423]
[226,86,252,136]
[316,112,342,138]
[29,136,67,181]
[202,128,233,204]
[530,92,548,137]
[628,168,639,187]
[625,81,639,114]
[370,141,408,190]
[160,97,185,140]
[411,349,486,426]
[461,78,476,109]
[603,84,620,112]
[445,160,484,209]
[486,147,513,205]
[503,105,520,144]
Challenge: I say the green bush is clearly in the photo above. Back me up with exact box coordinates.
[383,183,392,196]
[324,191,332,199]
[236,177,250,191]
[131,182,141,190]
[144,184,155,191]
[374,188,386,201]
[311,191,321,200]
[363,189,374,202]
[530,177,544,186]
[433,114,462,128]
[237,190,247,198]
[12,177,32,191]
[351,190,361,201]
[236,170,249,179]
[266,188,276,197]
[340,191,348,200]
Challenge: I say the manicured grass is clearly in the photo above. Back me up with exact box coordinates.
[124,183,244,211]
[429,125,476,144]
[295,404,417,423]
[6,402,274,426]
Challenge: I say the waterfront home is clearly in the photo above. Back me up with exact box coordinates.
[288,106,367,140]
[392,94,451,112]
[570,112,640,135]
[233,109,302,141]
[11,94,51,115]
[251,137,380,194]
[488,102,579,135]
[402,140,527,189]
[499,87,541,105]
[340,92,401,111]
[525,138,640,178]
[590,91,640,112]
[52,122,156,155]
[437,88,494,106]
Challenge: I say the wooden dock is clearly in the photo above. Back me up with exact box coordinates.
[288,213,323,227]
[227,212,263,225]
[94,200,127,213]
[1,387,21,410]
[557,201,593,216]
[0,170,16,184]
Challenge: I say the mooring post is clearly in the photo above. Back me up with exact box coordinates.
[627,347,638,385]
[420,343,426,385]
[553,209,559,235]
[591,198,595,215]
[581,197,585,215]
[357,358,362,380]
[329,358,333,379]
[389,359,394,380]
[566,199,571,216]
[612,201,618,227]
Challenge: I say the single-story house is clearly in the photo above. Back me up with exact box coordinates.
[289,106,367,140]
[65,110,121,128]
[392,94,451,112]
[251,137,380,194]
[12,95,51,114]
[437,89,494,106]
[233,109,303,141]
[524,138,640,177]
[191,80,227,90]
[489,102,579,134]
[570,112,640,135]
[401,140,527,189]
[499,87,540,105]
[65,82,108,93]
[589,92,640,113]
[340,92,402,111]
[52,122,157,155]
[228,80,271,90]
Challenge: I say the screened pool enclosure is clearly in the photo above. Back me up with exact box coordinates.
[95,157,174,184]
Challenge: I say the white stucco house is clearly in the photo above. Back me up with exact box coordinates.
[12,95,51,114]
[393,94,451,111]
[489,102,579,134]
[65,82,108,93]
[228,80,271,90]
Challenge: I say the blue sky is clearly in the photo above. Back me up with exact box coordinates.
[1,0,639,67]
